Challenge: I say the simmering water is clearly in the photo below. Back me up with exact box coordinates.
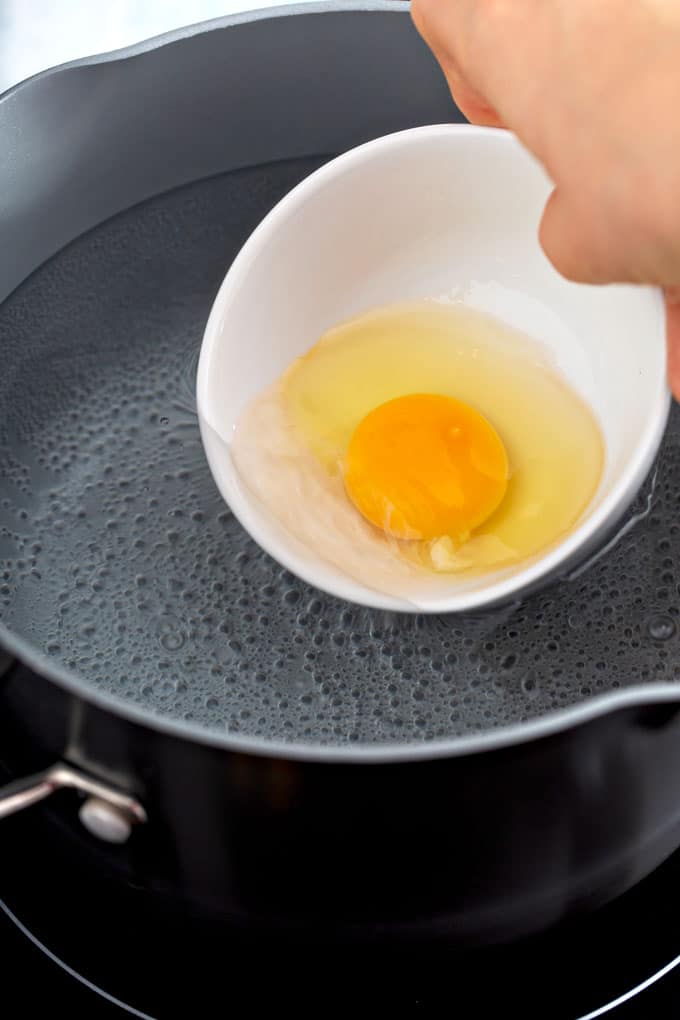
[0,161,678,746]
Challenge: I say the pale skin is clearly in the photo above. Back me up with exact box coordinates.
[411,0,680,399]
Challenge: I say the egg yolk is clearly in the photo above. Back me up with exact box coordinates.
[344,394,509,542]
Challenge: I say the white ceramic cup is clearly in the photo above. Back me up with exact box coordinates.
[197,124,670,613]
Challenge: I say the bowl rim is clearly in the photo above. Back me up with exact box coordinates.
[196,122,671,615]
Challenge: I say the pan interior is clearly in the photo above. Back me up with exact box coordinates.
[1,160,679,747]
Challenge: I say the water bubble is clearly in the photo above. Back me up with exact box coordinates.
[647,616,677,642]
[161,632,185,651]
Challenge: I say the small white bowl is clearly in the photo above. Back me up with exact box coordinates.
[196,124,669,613]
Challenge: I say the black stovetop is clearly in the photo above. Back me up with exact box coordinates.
[4,813,680,1018]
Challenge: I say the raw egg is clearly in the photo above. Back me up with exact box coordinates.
[344,393,508,542]
[230,300,604,600]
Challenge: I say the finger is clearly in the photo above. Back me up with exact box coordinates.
[410,0,453,61]
[441,66,506,128]
[411,0,505,127]
[665,290,680,401]
[538,187,636,285]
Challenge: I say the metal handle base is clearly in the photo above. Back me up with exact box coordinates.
[0,763,146,842]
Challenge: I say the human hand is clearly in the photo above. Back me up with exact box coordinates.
[411,0,680,398]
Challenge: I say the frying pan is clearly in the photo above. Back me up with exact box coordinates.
[1,2,680,947]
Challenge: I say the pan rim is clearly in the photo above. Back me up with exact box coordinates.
[0,1,410,105]
[3,617,680,761]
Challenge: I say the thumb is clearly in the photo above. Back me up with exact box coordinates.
[666,290,680,401]
[541,194,679,399]
[539,188,624,285]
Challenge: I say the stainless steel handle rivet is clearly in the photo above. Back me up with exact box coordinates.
[78,796,134,844]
